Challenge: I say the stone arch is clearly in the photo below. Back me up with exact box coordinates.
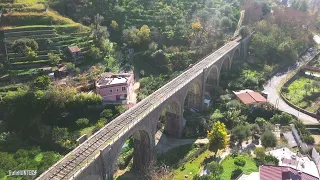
[183,81,202,110]
[160,99,182,138]
[204,65,219,93]
[111,129,152,179]
[220,55,231,71]
[232,48,241,62]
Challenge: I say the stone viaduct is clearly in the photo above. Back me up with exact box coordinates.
[37,35,252,180]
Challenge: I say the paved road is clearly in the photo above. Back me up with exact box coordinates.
[263,51,319,124]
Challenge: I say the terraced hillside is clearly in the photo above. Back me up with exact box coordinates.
[0,0,92,87]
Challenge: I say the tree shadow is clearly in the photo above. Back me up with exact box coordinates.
[231,168,243,180]
[201,155,219,165]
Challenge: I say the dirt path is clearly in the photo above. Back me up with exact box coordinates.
[128,82,140,105]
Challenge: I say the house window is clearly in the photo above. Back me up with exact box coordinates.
[122,87,126,91]
[116,89,119,92]
[109,89,113,94]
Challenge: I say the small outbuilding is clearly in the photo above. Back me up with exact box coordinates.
[67,46,83,64]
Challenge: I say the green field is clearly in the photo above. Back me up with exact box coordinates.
[220,155,258,180]
[283,77,320,113]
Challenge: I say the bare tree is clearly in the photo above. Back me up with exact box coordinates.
[140,159,171,180]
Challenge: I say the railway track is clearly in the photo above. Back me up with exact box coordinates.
[37,38,241,180]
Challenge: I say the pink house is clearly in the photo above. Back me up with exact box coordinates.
[95,72,134,104]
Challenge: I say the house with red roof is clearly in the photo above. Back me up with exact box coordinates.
[238,165,319,180]
[259,165,319,180]
[233,89,267,105]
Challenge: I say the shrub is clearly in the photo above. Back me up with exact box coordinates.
[48,53,61,65]
[45,38,53,46]
[270,112,293,124]
[261,131,277,148]
[302,135,315,144]
[264,154,279,165]
[32,75,51,90]
[234,156,246,166]
[100,109,113,119]
[92,118,106,133]
[12,38,38,55]
[25,47,38,60]
[75,118,89,128]
[231,168,243,179]
[254,147,266,159]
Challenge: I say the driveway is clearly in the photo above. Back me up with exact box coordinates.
[263,51,319,124]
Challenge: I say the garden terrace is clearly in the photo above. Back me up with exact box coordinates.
[1,11,75,26]
[2,26,54,32]
[283,76,320,113]
[4,29,55,38]
[10,60,50,70]
[9,54,49,63]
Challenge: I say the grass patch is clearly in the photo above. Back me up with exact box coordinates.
[2,10,75,26]
[220,155,258,180]
[16,0,47,4]
[157,144,196,167]
[171,150,212,180]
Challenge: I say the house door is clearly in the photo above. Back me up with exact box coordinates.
[116,95,120,100]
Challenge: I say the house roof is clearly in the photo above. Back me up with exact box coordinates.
[260,165,318,180]
[96,72,133,88]
[233,89,267,105]
[67,46,81,53]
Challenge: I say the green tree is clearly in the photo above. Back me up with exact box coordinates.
[239,26,250,38]
[115,105,128,114]
[48,53,61,65]
[210,109,224,121]
[232,125,250,147]
[137,25,151,43]
[100,109,114,119]
[32,75,51,90]
[270,112,293,124]
[208,121,228,158]
[93,119,106,133]
[207,161,224,179]
[254,147,266,159]
[251,123,260,139]
[261,131,277,148]
[225,110,246,128]
[25,46,38,60]
[110,20,119,30]
[76,118,89,128]
[220,16,232,31]
[122,26,140,46]
[12,38,38,55]
[87,46,103,62]
[52,127,68,143]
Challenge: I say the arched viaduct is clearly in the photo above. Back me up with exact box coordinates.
[36,35,252,180]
